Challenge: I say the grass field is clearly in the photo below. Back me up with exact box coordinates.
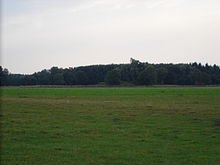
[1,87,220,165]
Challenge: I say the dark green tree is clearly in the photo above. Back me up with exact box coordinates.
[0,66,9,86]
[105,69,121,85]
[49,67,65,85]
[63,69,76,85]
[156,67,168,84]
[75,70,89,85]
[52,73,65,85]
[137,65,157,85]
[190,69,211,85]
[23,75,37,85]
[35,70,50,85]
[1,60,220,86]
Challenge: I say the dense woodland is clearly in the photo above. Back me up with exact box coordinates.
[1,59,220,86]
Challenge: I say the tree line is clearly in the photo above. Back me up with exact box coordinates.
[1,58,220,86]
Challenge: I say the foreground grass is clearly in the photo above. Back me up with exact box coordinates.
[1,87,220,165]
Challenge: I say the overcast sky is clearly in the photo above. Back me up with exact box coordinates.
[1,0,220,74]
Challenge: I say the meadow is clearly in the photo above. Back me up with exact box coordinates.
[1,87,220,165]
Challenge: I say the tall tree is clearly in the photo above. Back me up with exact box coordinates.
[0,67,9,86]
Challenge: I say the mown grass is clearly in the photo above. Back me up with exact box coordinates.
[1,87,220,165]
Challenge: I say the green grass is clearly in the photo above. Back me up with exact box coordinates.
[1,87,220,165]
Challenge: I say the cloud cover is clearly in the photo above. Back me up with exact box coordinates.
[1,0,220,73]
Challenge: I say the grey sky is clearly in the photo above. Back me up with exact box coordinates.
[1,0,220,74]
